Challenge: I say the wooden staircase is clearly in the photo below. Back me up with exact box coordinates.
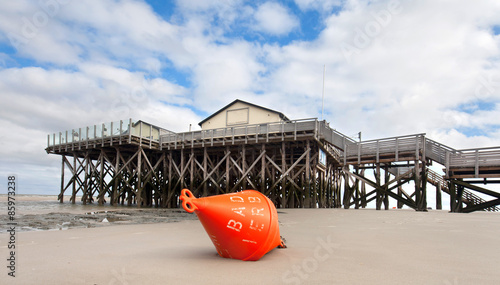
[426,168,499,212]
[388,166,499,212]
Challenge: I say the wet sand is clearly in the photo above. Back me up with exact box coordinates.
[0,195,197,232]
[1,196,500,284]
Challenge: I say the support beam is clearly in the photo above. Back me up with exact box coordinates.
[59,155,65,203]
[436,183,442,210]
[346,169,417,210]
[462,198,500,213]
[50,133,339,209]
[452,179,500,199]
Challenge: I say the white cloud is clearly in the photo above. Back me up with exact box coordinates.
[1,0,500,194]
[252,2,299,36]
[189,40,266,110]
[294,0,342,12]
[0,64,196,194]
[258,0,500,142]
[0,0,191,71]
[173,0,245,40]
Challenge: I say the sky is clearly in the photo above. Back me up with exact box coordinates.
[0,0,500,196]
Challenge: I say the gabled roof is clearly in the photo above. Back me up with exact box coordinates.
[133,120,173,133]
[198,99,290,127]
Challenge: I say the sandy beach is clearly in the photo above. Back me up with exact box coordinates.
[1,195,500,284]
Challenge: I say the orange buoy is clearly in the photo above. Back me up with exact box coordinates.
[180,189,286,261]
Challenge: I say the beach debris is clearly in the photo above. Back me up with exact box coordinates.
[180,189,286,261]
[85,211,109,215]
[56,222,71,230]
[0,208,198,233]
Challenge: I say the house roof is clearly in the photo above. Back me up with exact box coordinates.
[132,120,174,133]
[198,99,290,127]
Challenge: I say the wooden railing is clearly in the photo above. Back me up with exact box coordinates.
[47,119,132,147]
[427,168,447,190]
[447,146,500,169]
[317,121,357,150]
[425,138,457,166]
[343,134,425,165]
[160,119,310,148]
[462,190,500,212]
[427,168,500,212]
[342,132,500,175]
[159,118,355,150]
[46,118,500,174]
[46,119,176,152]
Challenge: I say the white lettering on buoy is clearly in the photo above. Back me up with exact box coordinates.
[248,197,261,203]
[210,234,221,247]
[249,220,264,231]
[230,196,244,203]
[251,207,265,216]
[227,219,243,232]
[231,207,246,217]
[210,235,223,256]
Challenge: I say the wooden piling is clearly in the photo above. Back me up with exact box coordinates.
[47,118,500,213]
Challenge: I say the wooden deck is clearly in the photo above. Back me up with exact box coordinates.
[446,147,500,178]
[46,118,500,212]
[47,119,500,178]
[340,135,500,212]
[342,134,500,179]
[46,118,354,164]
[46,119,165,155]
[343,134,425,165]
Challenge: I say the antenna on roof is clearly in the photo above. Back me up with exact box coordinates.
[321,64,326,120]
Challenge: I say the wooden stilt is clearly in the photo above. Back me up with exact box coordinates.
[59,155,65,203]
[71,155,77,204]
[98,150,105,205]
[281,142,286,208]
[436,183,442,210]
[375,164,382,210]
[305,140,311,208]
[82,154,89,205]
[261,144,266,194]
[360,167,366,208]
[354,166,360,209]
[449,181,456,212]
[414,160,421,211]
[397,185,403,209]
[384,164,390,210]
[136,146,143,207]
[190,148,194,194]
[420,165,428,211]
[203,147,208,197]
[457,181,464,212]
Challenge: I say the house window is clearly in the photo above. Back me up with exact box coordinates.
[319,149,327,166]
[226,108,249,126]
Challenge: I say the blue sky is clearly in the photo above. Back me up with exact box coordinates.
[0,0,500,194]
